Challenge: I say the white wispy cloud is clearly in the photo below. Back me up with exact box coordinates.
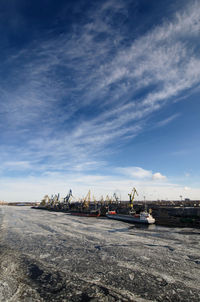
[3,161,31,170]
[117,167,152,179]
[117,166,167,181]
[152,173,166,181]
[0,0,200,194]
[156,114,180,127]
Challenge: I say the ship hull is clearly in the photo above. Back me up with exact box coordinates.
[70,211,100,217]
[106,214,155,224]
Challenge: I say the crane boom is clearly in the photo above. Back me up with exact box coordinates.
[83,190,91,208]
[128,187,138,208]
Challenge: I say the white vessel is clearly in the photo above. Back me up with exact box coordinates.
[106,211,155,224]
[107,187,155,224]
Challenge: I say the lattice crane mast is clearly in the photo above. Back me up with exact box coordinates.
[128,187,138,209]
[83,190,91,208]
[64,189,73,204]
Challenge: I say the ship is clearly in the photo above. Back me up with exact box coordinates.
[106,187,155,224]
[69,190,103,217]
[70,209,101,217]
[106,210,155,224]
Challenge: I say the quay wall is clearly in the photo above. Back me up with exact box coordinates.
[147,205,200,227]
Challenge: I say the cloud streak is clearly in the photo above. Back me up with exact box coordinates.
[0,0,200,200]
[117,167,167,181]
[156,114,180,127]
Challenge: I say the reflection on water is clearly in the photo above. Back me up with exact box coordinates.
[108,223,157,233]
[128,224,157,230]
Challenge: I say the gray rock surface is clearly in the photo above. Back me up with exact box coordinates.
[0,206,200,301]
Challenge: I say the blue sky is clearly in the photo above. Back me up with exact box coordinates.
[1,0,200,202]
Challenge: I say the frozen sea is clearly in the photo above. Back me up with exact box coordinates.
[0,206,200,301]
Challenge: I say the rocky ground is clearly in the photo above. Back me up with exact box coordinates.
[0,206,200,302]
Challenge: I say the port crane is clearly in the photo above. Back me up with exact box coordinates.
[113,192,120,203]
[40,195,50,207]
[49,194,59,208]
[128,187,138,209]
[100,195,104,205]
[82,190,91,209]
[105,194,113,205]
[63,189,73,204]
[60,189,73,210]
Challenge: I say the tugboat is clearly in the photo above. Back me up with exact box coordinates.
[106,188,155,224]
